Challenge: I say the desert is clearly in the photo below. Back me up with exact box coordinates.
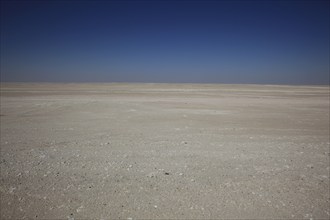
[0,83,329,219]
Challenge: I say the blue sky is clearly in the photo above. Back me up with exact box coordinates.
[1,0,329,84]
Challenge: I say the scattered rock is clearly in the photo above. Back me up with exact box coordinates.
[9,187,16,194]
[307,164,314,169]
[147,172,156,178]
[67,214,74,220]
[76,205,84,213]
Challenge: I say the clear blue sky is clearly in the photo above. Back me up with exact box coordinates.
[1,0,329,84]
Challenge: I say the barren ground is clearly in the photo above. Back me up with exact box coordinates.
[0,83,329,219]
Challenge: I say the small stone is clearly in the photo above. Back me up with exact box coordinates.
[164,172,170,175]
[9,187,16,194]
[179,173,184,176]
[76,205,84,213]
[147,172,156,178]
[307,164,314,169]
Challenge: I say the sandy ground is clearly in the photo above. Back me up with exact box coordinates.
[0,83,329,219]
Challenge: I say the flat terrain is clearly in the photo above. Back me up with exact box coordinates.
[0,83,329,219]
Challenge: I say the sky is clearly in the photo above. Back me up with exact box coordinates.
[1,0,329,84]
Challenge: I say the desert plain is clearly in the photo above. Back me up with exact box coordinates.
[0,83,329,219]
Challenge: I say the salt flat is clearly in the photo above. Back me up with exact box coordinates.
[0,83,329,219]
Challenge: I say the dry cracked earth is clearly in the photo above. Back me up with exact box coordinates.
[0,83,329,219]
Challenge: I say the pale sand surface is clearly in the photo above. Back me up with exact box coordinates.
[0,83,329,219]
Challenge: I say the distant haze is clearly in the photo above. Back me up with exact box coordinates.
[1,0,329,84]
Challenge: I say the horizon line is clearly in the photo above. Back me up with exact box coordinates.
[0,81,329,87]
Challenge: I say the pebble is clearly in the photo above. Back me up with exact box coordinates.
[147,172,156,178]
[9,187,16,194]
[76,205,84,213]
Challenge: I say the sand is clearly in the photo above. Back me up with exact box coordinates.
[0,83,329,219]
